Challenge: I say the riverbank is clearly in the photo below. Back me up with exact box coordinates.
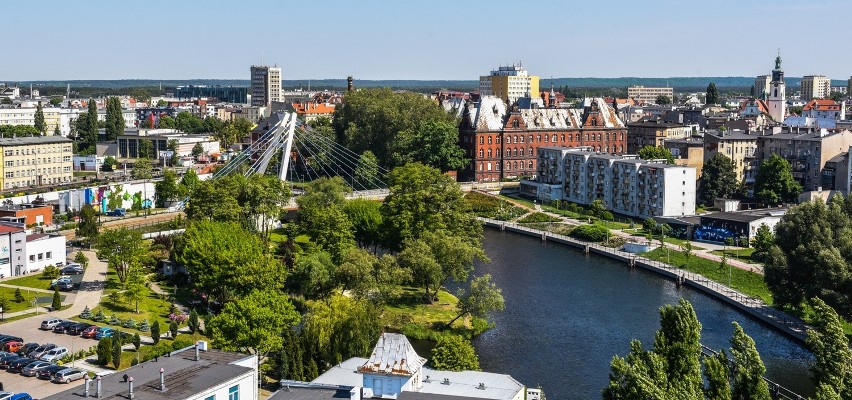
[480,217,810,344]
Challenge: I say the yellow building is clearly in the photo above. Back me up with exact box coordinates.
[480,65,539,104]
[0,136,73,189]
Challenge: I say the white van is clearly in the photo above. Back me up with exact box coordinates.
[39,318,62,330]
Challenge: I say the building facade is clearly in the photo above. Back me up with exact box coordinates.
[757,128,852,191]
[0,223,26,278]
[754,75,771,99]
[627,86,674,104]
[250,65,282,108]
[767,55,787,122]
[800,75,832,101]
[703,130,759,184]
[0,136,73,189]
[26,233,66,273]
[626,121,692,153]
[479,65,540,104]
[175,85,249,103]
[459,96,627,182]
[532,147,696,218]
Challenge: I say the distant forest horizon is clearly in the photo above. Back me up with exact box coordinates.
[4,77,848,98]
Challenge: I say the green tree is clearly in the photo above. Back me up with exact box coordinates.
[51,288,61,310]
[706,82,720,104]
[289,251,337,300]
[49,97,62,106]
[754,154,802,205]
[431,335,480,371]
[154,169,180,207]
[97,337,113,365]
[176,220,285,303]
[131,160,152,179]
[84,99,99,151]
[297,177,354,262]
[188,309,199,333]
[398,238,442,301]
[132,332,141,351]
[703,351,731,400]
[332,87,462,169]
[123,272,147,313]
[34,102,45,134]
[101,156,118,172]
[343,198,383,250]
[829,91,845,102]
[448,274,504,326]
[589,199,607,218]
[169,320,178,339]
[207,290,300,358]
[168,139,179,166]
[191,142,204,158]
[423,230,487,296]
[185,179,241,222]
[75,204,100,247]
[156,99,168,107]
[138,138,153,159]
[335,248,377,298]
[750,224,773,262]
[129,88,151,105]
[302,294,380,367]
[381,163,482,250]
[112,332,122,369]
[354,150,380,188]
[158,115,176,129]
[179,168,200,196]
[175,111,203,133]
[637,146,675,164]
[74,251,89,269]
[806,298,852,399]
[14,288,23,303]
[699,153,739,205]
[655,95,672,105]
[729,322,770,400]
[96,227,146,285]
[151,320,161,344]
[106,185,124,211]
[105,97,125,141]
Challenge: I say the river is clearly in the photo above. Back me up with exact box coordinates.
[469,229,814,399]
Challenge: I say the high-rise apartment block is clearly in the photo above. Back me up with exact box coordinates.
[250,65,282,107]
[479,64,540,104]
[0,136,73,189]
[754,75,771,98]
[627,86,674,104]
[800,75,831,101]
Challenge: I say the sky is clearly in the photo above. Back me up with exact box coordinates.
[3,0,851,81]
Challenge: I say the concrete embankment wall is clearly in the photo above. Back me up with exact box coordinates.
[482,219,808,344]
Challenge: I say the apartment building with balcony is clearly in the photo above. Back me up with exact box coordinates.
[756,128,852,191]
[626,120,692,153]
[0,136,73,189]
[530,147,696,218]
[703,130,759,184]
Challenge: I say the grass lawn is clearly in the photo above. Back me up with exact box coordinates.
[642,248,772,304]
[4,274,55,290]
[0,286,64,313]
[710,247,757,264]
[382,287,485,340]
[633,232,706,250]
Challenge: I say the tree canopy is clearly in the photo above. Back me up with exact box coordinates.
[105,96,124,141]
[96,227,146,285]
[753,154,802,205]
[207,289,300,357]
[699,153,739,206]
[706,82,719,104]
[806,298,852,399]
[637,146,674,164]
[431,335,480,372]
[332,88,465,170]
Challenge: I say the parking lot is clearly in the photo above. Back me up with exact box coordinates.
[0,316,113,398]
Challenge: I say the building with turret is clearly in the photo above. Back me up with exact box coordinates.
[767,54,787,123]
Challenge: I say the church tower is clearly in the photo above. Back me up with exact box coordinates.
[767,52,786,122]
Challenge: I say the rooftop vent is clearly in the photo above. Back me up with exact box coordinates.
[442,378,450,385]
[478,383,486,390]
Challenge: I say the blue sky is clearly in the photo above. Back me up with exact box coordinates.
[4,0,850,81]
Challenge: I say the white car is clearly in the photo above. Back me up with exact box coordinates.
[50,275,72,287]
[40,347,68,362]
[0,392,13,400]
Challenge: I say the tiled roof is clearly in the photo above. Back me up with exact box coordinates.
[292,102,336,115]
[0,224,23,234]
[357,333,426,376]
[803,99,841,111]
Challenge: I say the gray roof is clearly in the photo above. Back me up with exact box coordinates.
[0,136,72,146]
[43,348,254,400]
[269,386,353,400]
[358,333,426,376]
[704,130,756,141]
[701,211,785,223]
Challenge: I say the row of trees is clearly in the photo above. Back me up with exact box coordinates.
[604,298,851,400]
[698,153,801,206]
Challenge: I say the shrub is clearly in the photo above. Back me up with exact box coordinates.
[187,309,199,333]
[52,289,62,310]
[570,224,610,242]
[97,338,113,365]
[93,309,105,322]
[600,211,614,221]
[109,315,121,325]
[80,305,92,319]
[151,320,161,344]
[169,320,179,339]
[172,336,195,350]
[132,333,141,351]
[112,336,122,369]
[123,318,137,329]
[14,288,23,303]
[431,334,480,371]
[74,251,89,269]
[138,319,150,332]
[42,265,60,279]
[517,212,561,223]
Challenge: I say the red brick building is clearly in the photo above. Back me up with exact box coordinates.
[458,97,627,182]
[0,203,53,226]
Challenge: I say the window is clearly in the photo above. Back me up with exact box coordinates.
[488,136,492,144]
[478,149,484,158]
[552,134,557,142]
[513,148,518,157]
[228,385,239,400]
[519,148,524,156]
[38,253,43,261]
[479,137,484,144]
[204,396,215,400]
[528,161,534,169]
[513,135,518,144]
[506,162,511,171]
[544,135,549,143]
[29,255,34,262]
[505,149,511,157]
[560,134,565,142]
[46,251,52,260]
[487,162,492,171]
[529,135,533,143]
[487,149,492,157]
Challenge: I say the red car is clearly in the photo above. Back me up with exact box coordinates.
[3,341,23,353]
[81,325,99,339]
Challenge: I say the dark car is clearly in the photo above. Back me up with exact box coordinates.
[37,364,66,380]
[55,279,75,292]
[66,323,92,335]
[27,344,56,359]
[8,357,39,373]
[60,264,84,275]
[16,343,38,356]
[0,356,26,369]
[52,321,76,334]
[0,335,23,345]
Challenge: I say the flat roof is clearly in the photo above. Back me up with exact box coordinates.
[701,210,785,223]
[43,348,254,400]
[0,136,72,146]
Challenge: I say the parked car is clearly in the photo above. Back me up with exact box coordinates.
[81,326,99,339]
[8,357,40,373]
[52,321,76,334]
[66,322,93,335]
[0,335,23,344]
[3,341,23,353]
[107,208,126,217]
[10,394,33,400]
[21,360,53,377]
[0,392,12,400]
[27,343,56,359]
[60,263,84,275]
[48,276,72,288]
[94,327,115,340]
[40,319,62,330]
[16,343,38,356]
[56,279,75,292]
[39,347,67,362]
[37,364,67,380]
[53,368,87,384]
[0,355,23,369]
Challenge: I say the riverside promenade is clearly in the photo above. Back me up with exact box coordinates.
[481,217,810,344]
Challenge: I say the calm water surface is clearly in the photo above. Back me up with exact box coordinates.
[469,229,814,400]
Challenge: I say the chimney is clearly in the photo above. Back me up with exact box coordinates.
[129,376,134,399]
[160,368,166,391]
[84,375,90,397]
[195,344,200,361]
[96,375,102,398]
[347,76,354,92]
